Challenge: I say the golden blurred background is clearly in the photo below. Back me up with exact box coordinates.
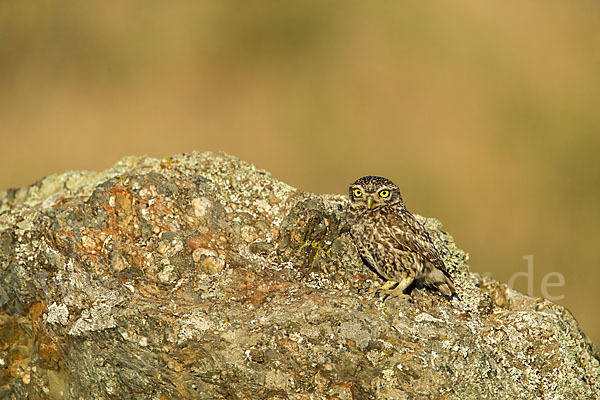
[1,2,599,342]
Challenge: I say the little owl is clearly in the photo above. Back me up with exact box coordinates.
[346,176,455,298]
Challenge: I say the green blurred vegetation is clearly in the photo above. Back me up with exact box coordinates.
[1,1,599,342]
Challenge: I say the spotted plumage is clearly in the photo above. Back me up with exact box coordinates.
[346,176,455,298]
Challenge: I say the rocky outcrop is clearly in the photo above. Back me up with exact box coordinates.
[0,152,598,399]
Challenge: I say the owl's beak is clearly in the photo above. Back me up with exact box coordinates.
[366,196,374,210]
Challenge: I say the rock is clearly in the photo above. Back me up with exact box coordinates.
[0,152,598,399]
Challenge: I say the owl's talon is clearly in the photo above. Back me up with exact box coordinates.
[365,286,411,301]
[366,286,380,295]
[379,289,411,301]
[365,286,391,297]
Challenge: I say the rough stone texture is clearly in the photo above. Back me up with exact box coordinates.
[0,152,598,399]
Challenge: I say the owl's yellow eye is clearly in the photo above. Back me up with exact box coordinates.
[353,188,362,197]
[379,190,390,198]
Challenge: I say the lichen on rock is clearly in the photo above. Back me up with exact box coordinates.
[0,152,598,399]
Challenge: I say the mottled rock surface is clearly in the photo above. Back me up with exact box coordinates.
[0,152,598,399]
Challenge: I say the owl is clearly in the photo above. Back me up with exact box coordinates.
[346,176,455,298]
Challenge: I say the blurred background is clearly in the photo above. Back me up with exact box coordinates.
[1,2,599,342]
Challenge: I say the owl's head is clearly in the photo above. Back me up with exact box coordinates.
[348,176,404,211]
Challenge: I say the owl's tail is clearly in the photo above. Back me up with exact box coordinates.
[423,268,456,297]
[437,276,456,297]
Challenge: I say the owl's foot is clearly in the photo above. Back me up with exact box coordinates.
[377,278,415,301]
[368,280,411,301]
[366,280,395,295]
[379,288,411,301]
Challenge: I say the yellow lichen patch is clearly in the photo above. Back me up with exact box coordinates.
[160,157,175,168]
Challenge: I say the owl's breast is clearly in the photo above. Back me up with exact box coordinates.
[347,212,397,280]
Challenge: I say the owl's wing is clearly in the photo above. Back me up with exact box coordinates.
[386,209,449,276]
